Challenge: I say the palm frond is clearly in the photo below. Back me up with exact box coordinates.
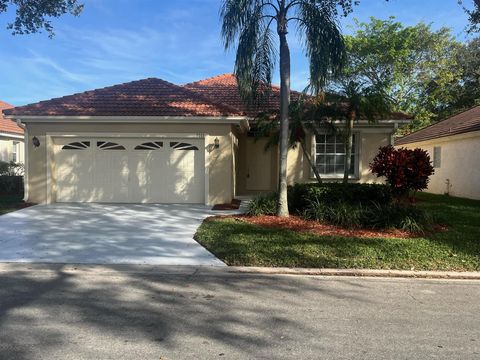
[297,0,347,94]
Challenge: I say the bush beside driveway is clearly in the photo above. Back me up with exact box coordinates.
[195,193,480,271]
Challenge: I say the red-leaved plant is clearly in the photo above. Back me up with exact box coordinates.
[370,145,434,200]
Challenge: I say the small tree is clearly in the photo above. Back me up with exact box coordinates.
[370,145,434,200]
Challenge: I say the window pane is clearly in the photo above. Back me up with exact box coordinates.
[316,155,326,164]
[336,155,345,167]
[317,164,326,174]
[326,164,335,174]
[316,144,325,154]
[335,164,345,174]
[326,135,335,143]
[315,134,326,143]
[326,155,335,166]
[326,143,335,153]
[335,142,345,153]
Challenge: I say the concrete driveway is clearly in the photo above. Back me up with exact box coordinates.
[0,203,226,266]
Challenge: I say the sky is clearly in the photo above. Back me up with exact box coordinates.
[0,0,474,106]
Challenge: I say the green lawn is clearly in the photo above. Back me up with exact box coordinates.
[195,193,480,271]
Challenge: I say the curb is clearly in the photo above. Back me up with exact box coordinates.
[0,263,479,280]
[224,266,480,280]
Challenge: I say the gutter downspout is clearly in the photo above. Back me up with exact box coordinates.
[16,119,28,202]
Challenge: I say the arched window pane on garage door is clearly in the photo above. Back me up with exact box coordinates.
[62,141,90,150]
[134,141,164,150]
[170,142,199,150]
[97,141,126,150]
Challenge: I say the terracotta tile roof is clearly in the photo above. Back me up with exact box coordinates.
[185,73,412,120]
[3,78,243,117]
[184,73,298,117]
[396,106,480,145]
[0,100,23,135]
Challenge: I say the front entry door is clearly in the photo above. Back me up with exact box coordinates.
[246,137,273,191]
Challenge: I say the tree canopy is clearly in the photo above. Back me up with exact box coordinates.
[0,0,83,37]
[340,17,465,134]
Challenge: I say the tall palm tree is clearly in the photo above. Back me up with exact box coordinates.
[221,0,355,217]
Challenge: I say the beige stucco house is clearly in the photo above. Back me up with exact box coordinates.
[0,100,24,164]
[2,74,409,205]
[396,106,480,200]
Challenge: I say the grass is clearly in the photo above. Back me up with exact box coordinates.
[195,193,480,271]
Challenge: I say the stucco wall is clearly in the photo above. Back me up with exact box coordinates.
[400,131,480,200]
[0,138,25,163]
[236,129,391,194]
[290,130,390,184]
[25,122,235,205]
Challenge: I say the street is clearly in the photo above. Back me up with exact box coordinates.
[0,264,479,360]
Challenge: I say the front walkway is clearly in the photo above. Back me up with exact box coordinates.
[0,203,227,266]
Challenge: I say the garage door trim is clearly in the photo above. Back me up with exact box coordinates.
[46,132,209,205]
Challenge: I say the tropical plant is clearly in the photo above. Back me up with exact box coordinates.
[370,145,434,200]
[0,0,83,36]
[220,0,357,216]
[254,96,337,184]
[327,80,392,183]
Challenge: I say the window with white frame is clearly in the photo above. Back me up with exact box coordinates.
[314,134,358,177]
[11,141,18,162]
[433,146,441,168]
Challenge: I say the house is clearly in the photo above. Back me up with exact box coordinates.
[0,100,24,164]
[396,105,480,200]
[2,74,410,205]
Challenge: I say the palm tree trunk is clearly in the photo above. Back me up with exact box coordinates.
[277,25,290,216]
[343,115,354,183]
[300,140,322,184]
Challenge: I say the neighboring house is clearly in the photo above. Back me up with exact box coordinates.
[396,105,480,200]
[2,74,410,205]
[0,100,24,164]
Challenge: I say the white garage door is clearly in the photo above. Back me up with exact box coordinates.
[53,137,205,203]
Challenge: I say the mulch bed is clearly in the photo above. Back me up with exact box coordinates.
[212,199,242,210]
[211,214,417,239]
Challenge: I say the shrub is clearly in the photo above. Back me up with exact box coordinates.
[303,197,433,232]
[370,145,434,199]
[0,161,24,176]
[288,182,392,214]
[0,176,24,199]
[247,193,278,216]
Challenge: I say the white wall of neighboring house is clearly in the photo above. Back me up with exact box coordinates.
[0,137,25,164]
[401,131,480,200]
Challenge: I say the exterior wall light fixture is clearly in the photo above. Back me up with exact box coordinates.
[32,136,40,148]
[214,137,220,149]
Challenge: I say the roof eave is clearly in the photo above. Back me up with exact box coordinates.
[6,115,248,125]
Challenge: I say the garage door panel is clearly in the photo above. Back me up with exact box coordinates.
[55,141,94,202]
[93,151,129,203]
[129,150,168,203]
[53,137,205,204]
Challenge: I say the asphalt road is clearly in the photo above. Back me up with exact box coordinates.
[0,264,479,360]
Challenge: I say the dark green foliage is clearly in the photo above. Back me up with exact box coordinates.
[0,0,83,36]
[248,182,432,231]
[302,198,434,232]
[288,182,392,214]
[247,192,278,216]
[0,176,24,199]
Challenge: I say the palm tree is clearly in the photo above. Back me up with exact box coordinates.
[221,0,355,217]
[334,80,392,183]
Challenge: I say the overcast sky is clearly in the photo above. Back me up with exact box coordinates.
[0,0,473,105]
